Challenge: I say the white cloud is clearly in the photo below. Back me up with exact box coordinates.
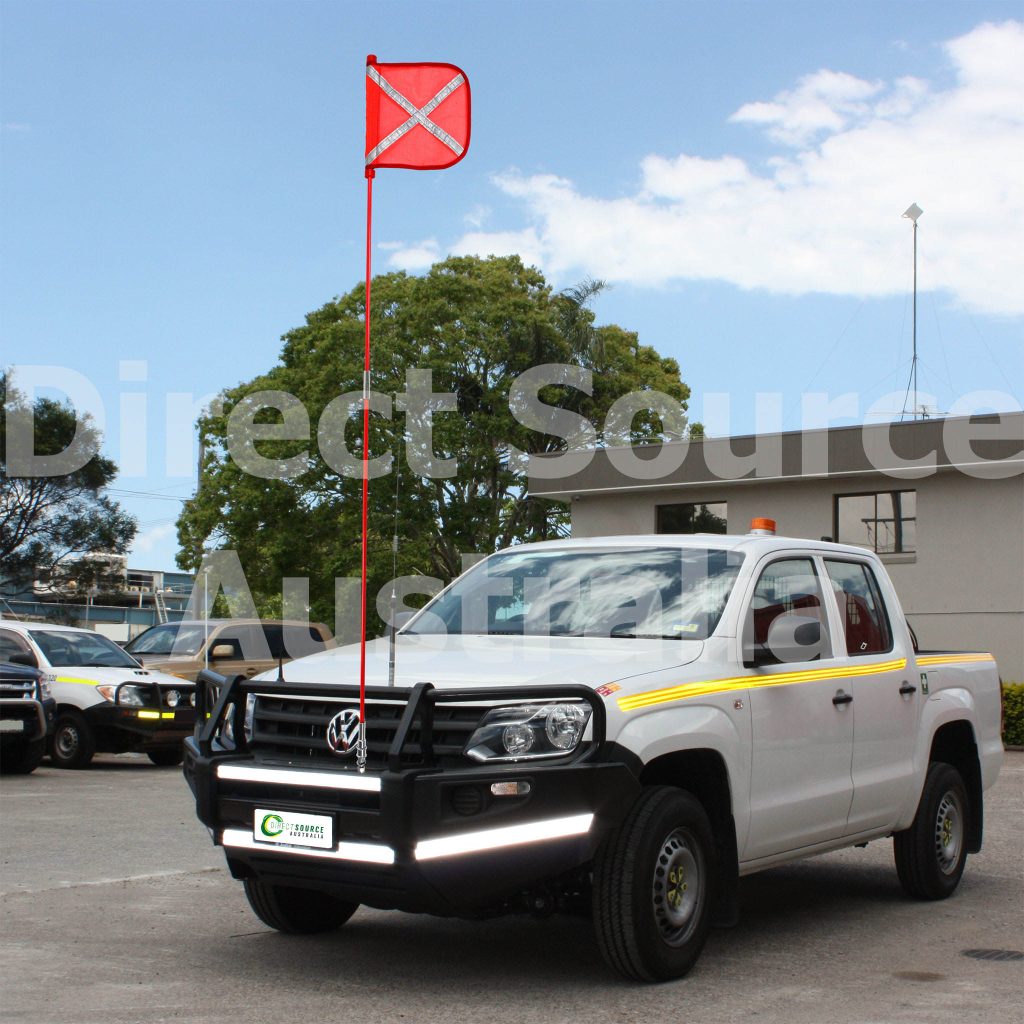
[131,523,175,558]
[731,69,884,146]
[382,238,441,270]
[450,20,1024,317]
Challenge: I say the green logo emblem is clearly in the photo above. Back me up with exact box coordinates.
[260,813,285,837]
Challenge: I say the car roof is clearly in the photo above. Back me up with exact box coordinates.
[496,534,880,561]
[0,622,98,635]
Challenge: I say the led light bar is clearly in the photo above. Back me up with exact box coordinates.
[414,813,594,861]
[221,829,395,865]
[216,763,382,792]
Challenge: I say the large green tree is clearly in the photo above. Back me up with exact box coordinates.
[177,255,696,631]
[1,372,137,595]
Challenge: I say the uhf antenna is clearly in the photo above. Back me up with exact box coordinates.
[387,453,401,688]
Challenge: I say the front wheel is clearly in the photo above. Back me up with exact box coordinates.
[593,785,716,981]
[147,748,184,767]
[894,761,969,900]
[0,737,46,774]
[243,879,359,934]
[50,711,96,770]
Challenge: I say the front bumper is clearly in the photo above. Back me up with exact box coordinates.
[86,702,195,748]
[0,697,55,742]
[184,675,640,914]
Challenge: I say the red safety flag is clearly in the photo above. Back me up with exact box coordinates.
[365,57,471,172]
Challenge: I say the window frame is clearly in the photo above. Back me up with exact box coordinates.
[742,555,833,666]
[656,500,729,535]
[833,489,917,555]
[822,557,895,657]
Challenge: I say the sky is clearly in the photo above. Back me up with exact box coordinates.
[2,0,1022,572]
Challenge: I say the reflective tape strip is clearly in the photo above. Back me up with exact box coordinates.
[221,829,394,865]
[55,676,99,686]
[414,813,594,861]
[915,654,995,667]
[137,710,161,720]
[618,658,908,713]
[161,712,175,719]
[366,66,465,164]
[217,763,382,792]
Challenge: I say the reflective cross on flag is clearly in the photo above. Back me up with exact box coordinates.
[365,56,471,172]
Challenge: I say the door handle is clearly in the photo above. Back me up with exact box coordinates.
[899,682,917,696]
[832,690,853,706]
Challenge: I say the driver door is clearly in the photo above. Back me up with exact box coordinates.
[742,556,855,862]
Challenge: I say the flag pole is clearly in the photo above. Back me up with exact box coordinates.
[357,164,374,773]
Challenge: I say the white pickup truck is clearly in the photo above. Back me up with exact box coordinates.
[184,529,1003,981]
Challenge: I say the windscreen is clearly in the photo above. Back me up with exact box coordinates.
[31,630,140,669]
[408,547,745,640]
[125,623,208,657]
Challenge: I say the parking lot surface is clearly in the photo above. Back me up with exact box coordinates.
[2,752,1022,1024]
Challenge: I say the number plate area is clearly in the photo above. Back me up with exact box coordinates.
[253,808,333,850]
[0,720,26,733]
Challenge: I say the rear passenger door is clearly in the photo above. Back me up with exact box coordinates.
[742,556,855,861]
[823,558,918,834]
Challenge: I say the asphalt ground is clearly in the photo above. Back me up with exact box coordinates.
[1,752,1021,1024]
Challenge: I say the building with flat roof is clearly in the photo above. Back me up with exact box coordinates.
[529,413,1024,678]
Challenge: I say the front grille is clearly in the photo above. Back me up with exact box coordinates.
[0,680,35,699]
[250,694,484,770]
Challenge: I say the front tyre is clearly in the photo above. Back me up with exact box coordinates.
[0,737,46,774]
[894,761,969,900]
[243,879,358,934]
[593,785,716,981]
[147,748,184,767]
[50,711,96,770]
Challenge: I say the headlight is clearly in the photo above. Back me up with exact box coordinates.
[219,694,255,749]
[465,702,591,762]
[39,677,53,699]
[96,684,145,706]
[220,702,237,746]
[164,689,181,708]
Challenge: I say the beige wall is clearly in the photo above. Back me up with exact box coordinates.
[568,471,1024,678]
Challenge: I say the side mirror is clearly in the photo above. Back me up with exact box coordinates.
[8,652,38,668]
[210,643,236,659]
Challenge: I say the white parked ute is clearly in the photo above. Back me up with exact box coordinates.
[184,526,1003,981]
[0,623,197,769]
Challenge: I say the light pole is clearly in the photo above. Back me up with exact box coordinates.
[902,203,923,420]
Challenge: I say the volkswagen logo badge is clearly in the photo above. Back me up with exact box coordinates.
[326,708,361,757]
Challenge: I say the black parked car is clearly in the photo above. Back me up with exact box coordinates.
[0,659,56,774]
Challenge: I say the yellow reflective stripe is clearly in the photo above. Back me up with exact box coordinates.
[55,676,99,685]
[161,712,175,719]
[137,710,161,720]
[618,658,907,713]
[915,653,994,667]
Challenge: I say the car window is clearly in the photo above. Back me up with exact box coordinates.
[215,624,271,661]
[824,560,893,656]
[29,630,139,668]
[281,625,329,659]
[0,629,33,662]
[744,558,830,664]
[409,547,745,640]
[126,623,208,657]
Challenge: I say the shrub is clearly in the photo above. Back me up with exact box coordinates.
[1002,682,1024,747]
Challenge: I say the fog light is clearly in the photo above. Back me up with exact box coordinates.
[165,689,181,708]
[490,781,531,797]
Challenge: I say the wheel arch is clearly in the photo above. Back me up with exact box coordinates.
[928,719,983,853]
[639,747,739,924]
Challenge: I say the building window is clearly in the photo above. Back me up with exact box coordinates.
[834,490,916,554]
[657,502,728,535]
